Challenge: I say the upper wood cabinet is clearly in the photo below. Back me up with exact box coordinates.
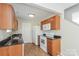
[0,4,18,30]
[41,15,60,30]
[12,17,18,30]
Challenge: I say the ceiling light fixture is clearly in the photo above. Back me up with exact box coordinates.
[29,14,35,18]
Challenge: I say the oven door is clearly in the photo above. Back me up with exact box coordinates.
[40,36,47,52]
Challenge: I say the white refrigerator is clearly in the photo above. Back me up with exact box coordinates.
[32,26,41,45]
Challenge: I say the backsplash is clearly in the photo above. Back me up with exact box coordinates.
[42,30,61,37]
[0,30,11,41]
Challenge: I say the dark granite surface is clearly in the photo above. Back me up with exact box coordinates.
[46,35,61,40]
[0,34,24,47]
[54,35,61,39]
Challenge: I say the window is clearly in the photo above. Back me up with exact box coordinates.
[72,12,79,24]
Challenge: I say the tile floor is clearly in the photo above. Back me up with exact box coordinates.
[24,43,49,56]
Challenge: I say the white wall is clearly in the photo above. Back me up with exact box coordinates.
[61,13,79,55]
[64,4,79,21]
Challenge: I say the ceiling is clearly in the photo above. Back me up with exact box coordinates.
[11,3,77,25]
[35,3,77,13]
[11,3,56,25]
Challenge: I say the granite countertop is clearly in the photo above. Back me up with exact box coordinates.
[46,35,61,40]
[0,34,24,47]
[40,34,61,40]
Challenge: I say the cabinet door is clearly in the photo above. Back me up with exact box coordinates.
[12,18,18,30]
[47,39,52,55]
[55,16,60,30]
[0,47,9,56]
[0,4,3,28]
[51,16,60,30]
[8,45,22,56]
[0,4,12,29]
[15,20,18,30]
[47,38,60,56]
[12,7,18,30]
[52,39,60,56]
[0,4,15,29]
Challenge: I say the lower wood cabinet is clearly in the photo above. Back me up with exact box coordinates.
[9,44,22,56]
[47,38,60,56]
[0,46,9,56]
[0,44,22,56]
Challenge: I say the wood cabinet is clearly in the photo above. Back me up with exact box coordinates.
[0,46,9,56]
[9,44,22,56]
[0,4,18,30]
[47,38,60,56]
[12,17,18,30]
[41,15,60,30]
[0,44,22,56]
[12,6,18,30]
